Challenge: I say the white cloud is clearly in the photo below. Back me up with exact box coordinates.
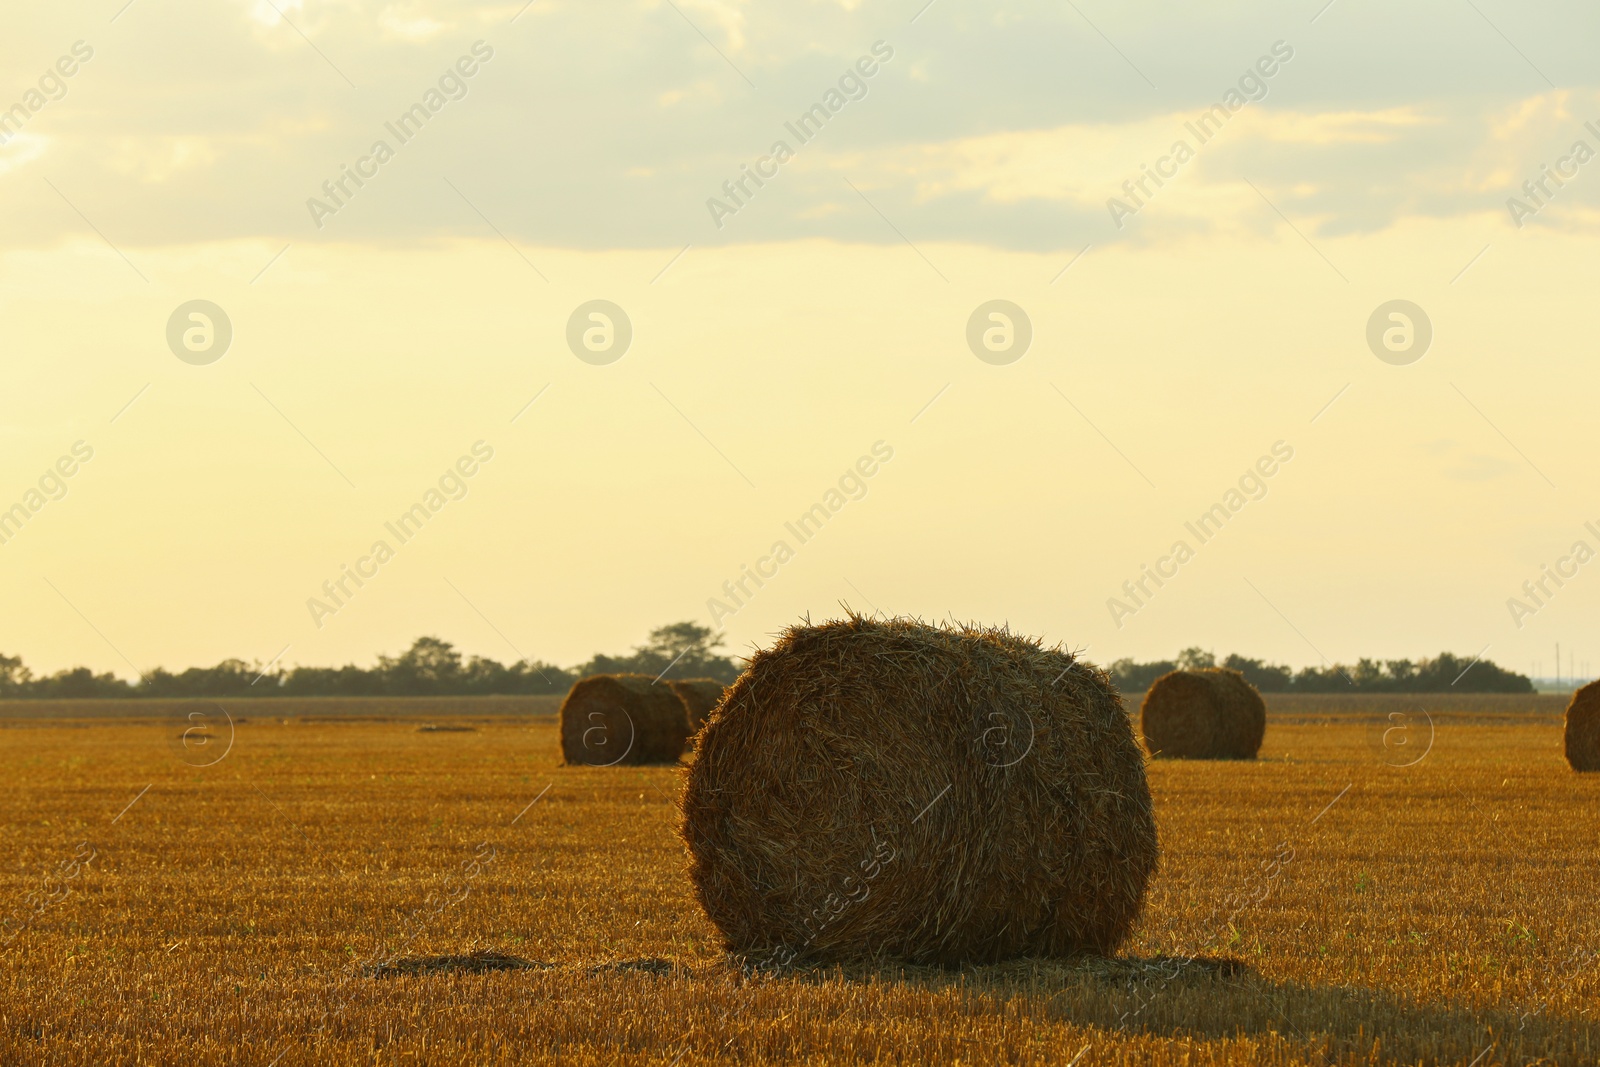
[104,136,219,184]
[671,0,748,52]
[378,7,453,41]
[839,106,1443,211]
[0,133,48,177]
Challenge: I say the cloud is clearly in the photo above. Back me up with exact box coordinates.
[378,5,454,42]
[4,0,1600,251]
[668,0,749,53]
[104,136,219,184]
[1418,440,1522,483]
[844,106,1440,210]
[0,133,48,177]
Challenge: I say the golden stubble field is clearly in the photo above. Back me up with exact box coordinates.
[0,694,1595,1066]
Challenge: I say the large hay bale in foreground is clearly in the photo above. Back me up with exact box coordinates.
[681,615,1158,966]
[1139,668,1266,760]
[559,674,688,766]
[1565,681,1600,771]
[668,678,726,734]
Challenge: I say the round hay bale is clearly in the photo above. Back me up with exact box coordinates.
[1564,681,1600,771]
[681,615,1158,966]
[668,678,727,734]
[559,674,689,766]
[1139,668,1266,760]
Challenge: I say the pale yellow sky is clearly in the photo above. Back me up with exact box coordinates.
[4,1,1599,678]
[5,219,1598,677]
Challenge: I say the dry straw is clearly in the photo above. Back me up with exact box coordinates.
[1139,668,1266,760]
[559,674,689,766]
[1564,680,1600,771]
[668,678,727,735]
[681,614,1159,966]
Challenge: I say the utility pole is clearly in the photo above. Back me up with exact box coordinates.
[1556,642,1561,689]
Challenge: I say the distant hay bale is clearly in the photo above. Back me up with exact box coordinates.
[1139,668,1266,760]
[1564,681,1600,771]
[559,674,689,766]
[681,615,1158,966]
[668,678,726,734]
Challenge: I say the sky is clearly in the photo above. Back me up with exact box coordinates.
[4,0,1600,681]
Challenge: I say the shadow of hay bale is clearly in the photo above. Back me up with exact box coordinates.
[733,952,1253,986]
[586,957,680,977]
[704,952,1597,1063]
[1040,965,1599,1063]
[362,950,551,978]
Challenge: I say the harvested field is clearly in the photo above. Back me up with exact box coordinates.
[0,697,1596,1065]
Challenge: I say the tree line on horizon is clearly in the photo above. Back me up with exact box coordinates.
[0,627,1535,699]
[0,622,742,699]
[1109,648,1534,694]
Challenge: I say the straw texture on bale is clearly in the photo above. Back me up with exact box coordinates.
[1564,680,1600,772]
[668,678,727,734]
[559,674,689,766]
[1139,668,1266,760]
[681,615,1159,966]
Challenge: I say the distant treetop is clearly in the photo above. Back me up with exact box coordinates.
[1107,650,1533,694]
[0,621,743,699]
[0,632,1534,699]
